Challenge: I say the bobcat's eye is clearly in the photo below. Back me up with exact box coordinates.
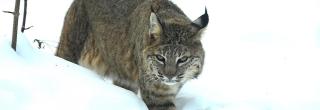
[155,55,165,63]
[177,56,188,64]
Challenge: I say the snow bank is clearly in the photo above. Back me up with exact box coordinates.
[0,35,148,110]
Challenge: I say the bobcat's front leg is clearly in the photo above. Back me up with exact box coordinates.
[140,87,176,110]
[139,75,181,110]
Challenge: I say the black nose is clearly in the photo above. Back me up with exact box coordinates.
[165,73,175,80]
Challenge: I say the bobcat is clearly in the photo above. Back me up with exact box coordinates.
[56,0,208,109]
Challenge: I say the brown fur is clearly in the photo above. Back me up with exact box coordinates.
[56,0,208,109]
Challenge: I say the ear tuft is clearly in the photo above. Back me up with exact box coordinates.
[192,7,209,29]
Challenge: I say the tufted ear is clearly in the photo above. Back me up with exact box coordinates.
[149,12,162,43]
[192,8,209,30]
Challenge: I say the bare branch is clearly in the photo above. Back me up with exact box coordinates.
[34,39,45,49]
[3,11,14,14]
[24,26,34,31]
[21,0,28,32]
[11,0,21,51]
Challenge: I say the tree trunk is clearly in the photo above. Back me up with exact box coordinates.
[11,0,21,51]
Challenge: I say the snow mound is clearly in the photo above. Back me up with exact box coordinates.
[0,34,148,110]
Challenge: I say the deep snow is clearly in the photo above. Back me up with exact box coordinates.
[0,35,148,110]
[1,0,320,110]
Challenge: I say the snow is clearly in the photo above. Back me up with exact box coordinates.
[1,0,320,110]
[0,34,148,110]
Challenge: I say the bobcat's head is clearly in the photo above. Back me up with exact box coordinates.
[143,8,209,86]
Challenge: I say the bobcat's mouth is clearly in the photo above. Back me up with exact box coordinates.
[161,76,179,86]
[163,81,177,86]
[156,73,181,85]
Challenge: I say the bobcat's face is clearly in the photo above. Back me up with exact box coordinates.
[145,44,203,85]
[142,9,208,85]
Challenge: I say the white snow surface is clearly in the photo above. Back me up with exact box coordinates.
[0,35,148,110]
[1,0,320,110]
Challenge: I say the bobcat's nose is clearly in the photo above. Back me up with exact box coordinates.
[165,74,175,80]
[164,63,177,80]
